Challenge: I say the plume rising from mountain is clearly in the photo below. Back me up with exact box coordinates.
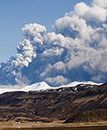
[0,0,107,86]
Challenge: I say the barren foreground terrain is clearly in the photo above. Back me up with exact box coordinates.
[0,121,107,129]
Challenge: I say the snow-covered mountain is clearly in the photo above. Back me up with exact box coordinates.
[0,81,103,94]
[21,82,52,92]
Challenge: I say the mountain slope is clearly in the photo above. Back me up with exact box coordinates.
[0,82,107,122]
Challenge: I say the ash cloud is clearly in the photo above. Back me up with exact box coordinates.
[0,0,107,86]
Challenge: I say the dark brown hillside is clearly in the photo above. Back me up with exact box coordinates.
[0,83,107,123]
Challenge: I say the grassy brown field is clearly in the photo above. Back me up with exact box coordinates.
[0,127,107,130]
[0,121,107,129]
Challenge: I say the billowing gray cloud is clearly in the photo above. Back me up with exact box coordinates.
[93,0,107,8]
[0,0,107,86]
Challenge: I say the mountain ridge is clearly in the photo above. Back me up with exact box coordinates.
[0,82,107,123]
[0,81,102,94]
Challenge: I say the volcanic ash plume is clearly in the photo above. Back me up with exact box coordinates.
[0,0,107,86]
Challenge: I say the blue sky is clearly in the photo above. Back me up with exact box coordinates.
[0,0,91,63]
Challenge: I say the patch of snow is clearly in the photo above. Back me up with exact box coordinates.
[0,81,103,94]
[21,81,52,92]
[0,88,20,94]
[57,81,102,89]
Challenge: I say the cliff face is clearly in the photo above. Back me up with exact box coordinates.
[0,83,107,123]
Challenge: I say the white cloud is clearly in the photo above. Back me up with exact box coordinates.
[22,23,46,45]
[55,15,94,41]
[93,0,107,8]
[12,39,36,67]
[75,2,107,22]
[75,2,89,16]
[42,47,64,57]
[53,61,65,72]
[45,76,68,86]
